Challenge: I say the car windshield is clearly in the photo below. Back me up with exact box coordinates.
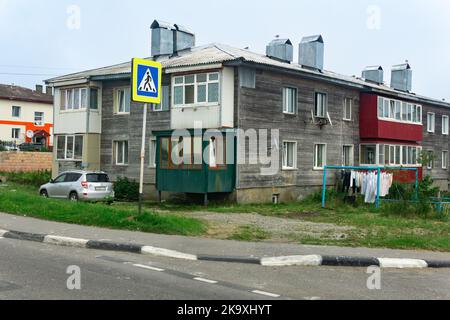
[86,174,109,183]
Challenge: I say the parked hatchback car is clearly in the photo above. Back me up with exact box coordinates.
[39,171,114,203]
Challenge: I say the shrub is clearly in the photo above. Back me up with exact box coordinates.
[0,170,51,187]
[114,176,139,201]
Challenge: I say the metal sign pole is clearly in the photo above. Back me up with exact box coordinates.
[138,103,148,215]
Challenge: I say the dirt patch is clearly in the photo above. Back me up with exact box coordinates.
[185,211,355,243]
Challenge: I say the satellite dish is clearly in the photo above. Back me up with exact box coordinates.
[26,130,34,139]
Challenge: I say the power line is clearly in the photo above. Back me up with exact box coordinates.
[0,72,60,76]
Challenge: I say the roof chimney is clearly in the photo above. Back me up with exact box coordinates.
[266,38,293,63]
[299,35,324,71]
[45,86,53,96]
[362,66,384,84]
[35,85,43,93]
[173,24,195,54]
[150,20,175,57]
[390,62,412,92]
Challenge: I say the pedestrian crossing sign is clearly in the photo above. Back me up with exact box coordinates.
[131,58,162,104]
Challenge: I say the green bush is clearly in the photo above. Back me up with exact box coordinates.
[114,176,139,201]
[0,170,51,187]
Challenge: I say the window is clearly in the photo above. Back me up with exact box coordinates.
[361,144,377,165]
[160,136,204,169]
[65,173,82,182]
[173,72,220,106]
[343,145,354,166]
[154,86,169,112]
[149,137,157,167]
[60,88,89,110]
[442,151,448,170]
[315,92,327,118]
[209,136,226,169]
[314,144,326,169]
[11,128,20,139]
[34,112,44,126]
[442,116,449,135]
[56,135,83,160]
[90,88,99,110]
[86,174,109,183]
[240,67,256,89]
[343,98,352,121]
[427,151,434,169]
[115,88,131,114]
[12,106,21,118]
[53,174,67,184]
[282,87,297,114]
[377,97,422,124]
[427,113,435,133]
[114,141,129,165]
[282,141,297,170]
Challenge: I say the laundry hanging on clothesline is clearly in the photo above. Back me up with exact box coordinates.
[340,170,393,204]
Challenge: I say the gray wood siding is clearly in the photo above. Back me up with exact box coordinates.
[422,103,450,182]
[100,79,171,183]
[237,68,360,189]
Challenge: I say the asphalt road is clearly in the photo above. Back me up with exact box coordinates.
[1,237,449,300]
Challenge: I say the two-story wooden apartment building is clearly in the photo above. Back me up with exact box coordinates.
[0,84,54,147]
[45,21,450,203]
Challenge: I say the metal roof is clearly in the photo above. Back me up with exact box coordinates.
[0,84,53,104]
[392,63,411,71]
[150,20,175,30]
[45,43,450,108]
[301,35,324,43]
[268,39,292,46]
[364,65,383,71]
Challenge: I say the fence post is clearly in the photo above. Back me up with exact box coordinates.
[322,167,327,208]
[376,168,381,209]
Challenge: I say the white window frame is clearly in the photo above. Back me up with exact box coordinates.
[377,96,422,125]
[342,144,354,166]
[12,106,21,118]
[343,98,352,121]
[149,137,157,168]
[314,143,327,170]
[61,87,88,111]
[282,141,297,170]
[114,87,131,114]
[427,112,435,133]
[34,111,44,126]
[442,151,448,170]
[56,135,83,161]
[11,128,20,139]
[360,144,378,166]
[114,140,129,166]
[442,115,449,135]
[282,87,297,115]
[172,72,220,107]
[314,92,327,118]
[427,150,434,170]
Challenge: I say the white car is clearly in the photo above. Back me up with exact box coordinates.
[39,171,114,203]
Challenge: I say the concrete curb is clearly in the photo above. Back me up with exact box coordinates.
[2,228,450,269]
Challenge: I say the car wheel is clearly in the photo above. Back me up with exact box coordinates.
[40,190,49,198]
[69,192,79,202]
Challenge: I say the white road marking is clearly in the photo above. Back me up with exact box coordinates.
[133,264,165,272]
[193,277,218,284]
[141,246,197,261]
[251,290,280,298]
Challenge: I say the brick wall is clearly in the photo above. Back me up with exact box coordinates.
[0,152,52,172]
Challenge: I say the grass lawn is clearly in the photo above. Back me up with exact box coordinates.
[114,193,450,252]
[1,183,449,252]
[0,184,205,236]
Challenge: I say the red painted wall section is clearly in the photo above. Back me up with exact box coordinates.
[360,93,423,142]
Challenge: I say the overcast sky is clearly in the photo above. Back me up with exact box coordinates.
[0,0,449,100]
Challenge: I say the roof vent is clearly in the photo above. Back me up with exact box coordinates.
[266,38,293,63]
[299,35,324,71]
[173,24,195,54]
[390,63,412,92]
[362,66,384,84]
[150,20,175,57]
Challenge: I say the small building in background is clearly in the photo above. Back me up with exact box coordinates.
[0,84,54,148]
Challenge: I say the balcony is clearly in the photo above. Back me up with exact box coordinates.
[360,94,423,142]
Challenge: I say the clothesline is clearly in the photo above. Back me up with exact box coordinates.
[322,166,420,209]
[341,170,393,204]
